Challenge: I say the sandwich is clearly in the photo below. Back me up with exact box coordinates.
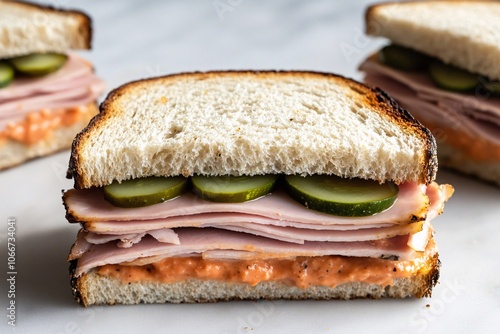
[0,0,105,170]
[360,0,500,185]
[63,71,453,306]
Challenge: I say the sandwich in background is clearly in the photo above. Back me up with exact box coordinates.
[63,71,453,306]
[360,0,500,186]
[0,0,105,170]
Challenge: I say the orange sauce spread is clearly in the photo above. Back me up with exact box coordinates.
[0,105,91,145]
[97,251,433,289]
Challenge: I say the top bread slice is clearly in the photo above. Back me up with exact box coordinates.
[68,71,437,189]
[365,1,500,81]
[0,0,91,58]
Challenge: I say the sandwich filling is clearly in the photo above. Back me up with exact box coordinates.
[360,54,500,162]
[65,179,453,288]
[0,53,105,146]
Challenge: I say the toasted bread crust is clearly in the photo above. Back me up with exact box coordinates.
[68,71,437,188]
[1,0,92,50]
[69,252,440,306]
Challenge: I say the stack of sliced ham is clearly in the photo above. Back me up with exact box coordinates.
[64,181,454,276]
[0,53,105,138]
[360,56,500,148]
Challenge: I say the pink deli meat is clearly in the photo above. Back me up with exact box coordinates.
[359,57,500,145]
[65,182,429,226]
[66,181,453,275]
[0,53,105,127]
[73,228,418,276]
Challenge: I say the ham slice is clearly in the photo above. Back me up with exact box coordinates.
[84,214,394,234]
[66,180,452,276]
[84,228,180,248]
[65,182,429,226]
[360,57,500,145]
[0,53,105,127]
[73,228,418,276]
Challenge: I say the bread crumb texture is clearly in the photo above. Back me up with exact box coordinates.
[72,72,435,188]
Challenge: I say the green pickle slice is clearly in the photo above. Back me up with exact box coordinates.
[192,175,278,202]
[0,62,15,88]
[10,53,68,76]
[284,175,399,217]
[104,176,188,208]
[378,45,429,71]
[482,81,500,97]
[429,61,479,92]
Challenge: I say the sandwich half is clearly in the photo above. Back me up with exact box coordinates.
[0,0,105,170]
[360,0,500,185]
[63,71,453,306]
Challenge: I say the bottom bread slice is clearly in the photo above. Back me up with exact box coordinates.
[0,103,98,170]
[70,251,440,306]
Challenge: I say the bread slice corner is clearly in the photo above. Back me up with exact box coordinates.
[365,1,500,81]
[0,0,92,58]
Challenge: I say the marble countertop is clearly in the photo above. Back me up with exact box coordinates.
[1,1,499,333]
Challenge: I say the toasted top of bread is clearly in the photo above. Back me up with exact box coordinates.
[68,71,437,189]
[0,0,91,58]
[366,1,500,81]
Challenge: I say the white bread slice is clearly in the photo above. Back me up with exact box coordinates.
[70,248,440,305]
[365,1,500,81]
[0,103,98,170]
[68,71,437,189]
[0,0,91,58]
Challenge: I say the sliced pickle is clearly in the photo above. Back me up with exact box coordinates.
[10,53,67,76]
[429,61,479,92]
[482,81,500,97]
[104,176,188,208]
[191,175,278,203]
[0,62,14,88]
[378,45,429,71]
[284,175,399,217]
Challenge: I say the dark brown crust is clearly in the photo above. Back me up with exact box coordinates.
[2,0,92,49]
[69,252,440,306]
[67,71,437,189]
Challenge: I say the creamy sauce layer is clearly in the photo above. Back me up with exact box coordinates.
[0,104,95,144]
[96,245,435,289]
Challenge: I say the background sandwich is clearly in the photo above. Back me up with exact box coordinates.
[360,0,500,186]
[0,0,105,170]
[63,71,453,306]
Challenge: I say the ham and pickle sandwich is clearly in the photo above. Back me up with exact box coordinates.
[0,0,105,169]
[360,1,500,185]
[63,71,453,306]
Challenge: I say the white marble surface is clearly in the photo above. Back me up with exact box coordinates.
[1,1,499,333]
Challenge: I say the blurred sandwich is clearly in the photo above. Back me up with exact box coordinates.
[360,0,500,186]
[63,71,453,306]
[0,0,105,170]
